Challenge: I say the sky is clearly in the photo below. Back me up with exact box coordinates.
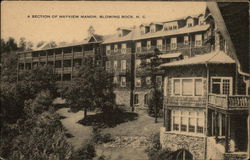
[1,1,206,46]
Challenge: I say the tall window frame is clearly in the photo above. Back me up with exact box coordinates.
[210,77,233,95]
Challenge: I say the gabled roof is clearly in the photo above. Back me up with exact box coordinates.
[159,51,235,68]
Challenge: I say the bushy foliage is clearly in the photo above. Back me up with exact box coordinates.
[17,66,58,100]
[91,126,113,144]
[0,92,73,160]
[145,133,173,160]
[72,142,96,160]
[64,64,115,117]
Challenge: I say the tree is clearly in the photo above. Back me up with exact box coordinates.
[139,48,163,123]
[63,63,95,117]
[93,68,116,114]
[5,37,18,53]
[17,65,58,100]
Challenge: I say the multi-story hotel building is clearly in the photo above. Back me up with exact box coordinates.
[17,3,249,160]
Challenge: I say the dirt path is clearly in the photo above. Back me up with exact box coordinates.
[56,108,93,150]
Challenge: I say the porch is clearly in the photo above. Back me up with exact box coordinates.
[207,94,249,151]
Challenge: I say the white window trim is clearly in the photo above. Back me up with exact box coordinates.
[121,77,126,87]
[121,60,127,71]
[210,77,233,95]
[171,109,205,134]
[171,77,204,97]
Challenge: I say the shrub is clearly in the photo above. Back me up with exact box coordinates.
[72,142,96,160]
[32,90,53,114]
[91,126,113,144]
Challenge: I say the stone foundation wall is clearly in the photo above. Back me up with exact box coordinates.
[160,127,205,160]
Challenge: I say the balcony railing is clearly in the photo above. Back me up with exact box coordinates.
[106,48,131,55]
[74,52,83,58]
[85,50,94,55]
[64,53,73,59]
[208,94,250,110]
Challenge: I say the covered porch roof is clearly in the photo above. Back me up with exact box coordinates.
[159,51,235,68]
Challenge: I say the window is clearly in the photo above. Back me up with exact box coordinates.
[147,41,151,49]
[187,18,193,27]
[136,78,141,87]
[199,16,205,25]
[184,36,189,45]
[121,77,126,87]
[211,77,232,95]
[170,37,177,50]
[172,78,203,96]
[173,79,181,95]
[171,109,205,134]
[150,25,155,33]
[121,43,127,54]
[156,76,162,86]
[146,59,151,63]
[113,60,118,70]
[140,27,145,34]
[134,94,139,105]
[173,25,177,30]
[121,60,126,71]
[146,77,151,85]
[182,79,193,96]
[157,39,163,50]
[195,34,202,47]
[105,61,111,71]
[195,79,203,96]
[113,76,118,84]
[106,45,111,55]
[114,44,118,52]
[136,59,141,68]
[136,42,141,52]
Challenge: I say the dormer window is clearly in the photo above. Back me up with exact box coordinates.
[140,27,145,35]
[199,16,205,25]
[118,30,123,37]
[187,18,194,27]
[150,25,156,33]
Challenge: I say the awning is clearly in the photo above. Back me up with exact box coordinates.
[158,53,182,59]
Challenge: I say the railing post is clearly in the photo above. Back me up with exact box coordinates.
[226,94,229,109]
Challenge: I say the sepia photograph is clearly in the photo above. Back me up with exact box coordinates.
[1,1,249,160]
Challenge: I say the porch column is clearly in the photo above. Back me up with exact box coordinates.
[225,114,229,153]
[214,111,218,137]
[164,108,171,131]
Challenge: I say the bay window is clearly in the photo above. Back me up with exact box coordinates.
[172,78,203,96]
[171,109,205,134]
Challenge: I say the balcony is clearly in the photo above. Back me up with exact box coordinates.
[64,53,73,59]
[106,48,131,55]
[55,54,63,59]
[74,52,83,58]
[208,94,250,110]
[63,67,72,73]
[85,50,94,56]
[165,96,206,108]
